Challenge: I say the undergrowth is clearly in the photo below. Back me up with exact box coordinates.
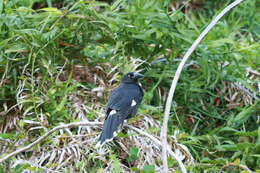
[0,0,259,172]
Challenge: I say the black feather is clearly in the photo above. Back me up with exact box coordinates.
[99,112,124,143]
[98,72,144,145]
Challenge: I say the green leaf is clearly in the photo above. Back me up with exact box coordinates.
[110,155,123,173]
[127,147,139,162]
[216,142,255,151]
[235,130,258,137]
[231,104,257,128]
[143,165,155,173]
[0,0,3,14]
[168,157,177,168]
[40,8,62,14]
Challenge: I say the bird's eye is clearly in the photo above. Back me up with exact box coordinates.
[128,73,134,78]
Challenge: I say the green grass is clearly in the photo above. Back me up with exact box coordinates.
[0,0,260,172]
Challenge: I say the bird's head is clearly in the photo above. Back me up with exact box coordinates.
[121,72,144,83]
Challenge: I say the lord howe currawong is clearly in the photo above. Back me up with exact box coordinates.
[98,72,144,146]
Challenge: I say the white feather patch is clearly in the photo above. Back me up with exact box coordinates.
[131,99,137,107]
[113,131,118,137]
[105,138,114,143]
[95,141,101,148]
[109,109,117,115]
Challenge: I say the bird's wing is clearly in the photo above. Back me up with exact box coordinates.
[106,84,143,118]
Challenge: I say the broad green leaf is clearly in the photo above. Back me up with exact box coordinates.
[127,146,139,162]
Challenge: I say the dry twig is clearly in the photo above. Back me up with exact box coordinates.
[160,0,246,172]
[126,125,186,172]
[0,121,102,163]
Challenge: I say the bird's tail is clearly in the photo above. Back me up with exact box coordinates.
[97,113,124,146]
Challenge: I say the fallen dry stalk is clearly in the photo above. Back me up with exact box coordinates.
[160,0,246,172]
[0,118,187,171]
[221,162,253,173]
[0,121,102,163]
[126,125,186,172]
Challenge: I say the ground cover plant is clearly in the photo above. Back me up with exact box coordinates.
[0,0,259,172]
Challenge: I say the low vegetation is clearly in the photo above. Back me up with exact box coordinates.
[0,0,259,172]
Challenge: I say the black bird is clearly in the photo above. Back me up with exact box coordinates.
[97,72,144,146]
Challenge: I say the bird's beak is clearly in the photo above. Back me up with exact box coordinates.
[133,72,144,79]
